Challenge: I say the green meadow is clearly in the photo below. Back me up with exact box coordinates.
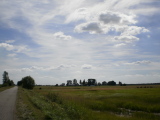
[17,85,160,120]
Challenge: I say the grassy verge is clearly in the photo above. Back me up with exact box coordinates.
[16,87,45,120]
[16,85,160,120]
[0,85,14,92]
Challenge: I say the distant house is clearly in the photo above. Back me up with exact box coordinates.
[88,79,97,86]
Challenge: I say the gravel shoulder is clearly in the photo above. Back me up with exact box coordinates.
[0,86,18,120]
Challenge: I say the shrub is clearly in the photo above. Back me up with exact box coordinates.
[108,80,116,85]
[21,76,35,89]
[17,80,23,86]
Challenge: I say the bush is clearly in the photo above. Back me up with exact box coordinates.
[21,76,35,89]
[108,80,116,85]
[17,80,23,86]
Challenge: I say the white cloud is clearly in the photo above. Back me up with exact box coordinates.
[0,43,14,51]
[65,0,156,24]
[134,60,151,65]
[114,43,126,47]
[99,11,137,25]
[75,21,107,34]
[51,64,77,70]
[81,64,93,69]
[0,0,159,85]
[52,64,66,70]
[53,32,72,40]
[118,26,149,36]
[30,66,44,70]
[131,3,160,16]
[21,68,33,72]
[113,35,139,43]
[0,43,29,53]
[65,8,88,23]
[74,9,149,44]
[20,64,77,72]
[16,46,29,53]
[125,60,151,65]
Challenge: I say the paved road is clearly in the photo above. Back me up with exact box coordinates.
[0,86,18,120]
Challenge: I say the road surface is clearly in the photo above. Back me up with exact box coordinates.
[0,86,18,120]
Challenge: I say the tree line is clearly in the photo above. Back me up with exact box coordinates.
[1,71,35,89]
[63,79,126,86]
[1,71,15,87]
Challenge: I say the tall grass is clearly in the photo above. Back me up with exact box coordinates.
[18,85,160,120]
[26,90,91,120]
[28,92,69,120]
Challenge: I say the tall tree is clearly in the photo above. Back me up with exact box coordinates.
[119,81,122,86]
[73,79,77,85]
[82,79,85,86]
[3,71,9,84]
[79,80,82,85]
[2,71,14,86]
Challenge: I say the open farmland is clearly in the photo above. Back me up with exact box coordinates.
[17,85,160,120]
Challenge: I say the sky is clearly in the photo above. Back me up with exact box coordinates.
[0,0,160,85]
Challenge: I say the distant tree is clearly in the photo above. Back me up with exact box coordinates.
[66,80,72,86]
[108,80,116,86]
[102,81,107,85]
[21,76,35,89]
[66,83,69,86]
[88,79,91,86]
[73,79,77,85]
[2,71,14,86]
[119,81,122,86]
[8,80,14,86]
[88,79,97,86]
[98,82,101,86]
[82,79,86,86]
[85,82,88,85]
[123,83,126,86]
[79,80,82,85]
[17,80,23,86]
[3,71,9,85]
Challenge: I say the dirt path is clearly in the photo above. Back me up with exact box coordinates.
[0,86,18,120]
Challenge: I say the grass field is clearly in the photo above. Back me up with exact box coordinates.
[16,85,160,120]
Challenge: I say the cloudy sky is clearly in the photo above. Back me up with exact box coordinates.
[0,0,160,85]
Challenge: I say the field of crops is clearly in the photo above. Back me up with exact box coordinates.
[17,85,160,120]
